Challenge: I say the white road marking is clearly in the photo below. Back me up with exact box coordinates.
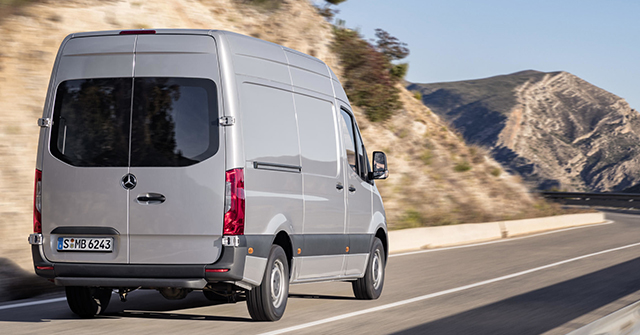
[0,297,66,311]
[260,238,640,335]
[390,220,615,258]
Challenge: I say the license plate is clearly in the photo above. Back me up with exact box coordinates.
[57,237,113,252]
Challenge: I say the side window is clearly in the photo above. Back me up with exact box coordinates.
[339,108,359,175]
[354,123,370,181]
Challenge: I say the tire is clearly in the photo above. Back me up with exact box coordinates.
[246,245,289,321]
[65,286,112,318]
[352,237,385,300]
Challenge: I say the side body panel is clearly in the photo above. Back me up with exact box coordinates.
[287,49,349,281]
[222,31,385,283]
[224,33,303,284]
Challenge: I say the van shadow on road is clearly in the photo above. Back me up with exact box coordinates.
[103,291,252,322]
[392,256,640,335]
[289,293,356,301]
[0,290,252,323]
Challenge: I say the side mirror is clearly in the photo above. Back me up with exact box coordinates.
[369,151,389,180]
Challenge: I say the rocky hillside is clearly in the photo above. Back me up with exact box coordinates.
[0,0,549,273]
[408,71,640,192]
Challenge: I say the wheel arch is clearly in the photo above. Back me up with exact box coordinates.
[272,230,293,275]
[375,228,388,261]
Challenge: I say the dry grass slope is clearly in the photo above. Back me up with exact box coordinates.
[0,0,561,272]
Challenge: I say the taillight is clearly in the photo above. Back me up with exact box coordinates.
[33,169,42,234]
[223,168,245,235]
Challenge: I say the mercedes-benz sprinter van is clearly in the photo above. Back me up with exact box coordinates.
[29,29,389,321]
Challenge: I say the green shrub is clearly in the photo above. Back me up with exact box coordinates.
[469,145,484,164]
[412,90,422,100]
[420,150,433,165]
[400,209,424,228]
[454,161,472,172]
[316,0,347,20]
[490,167,501,177]
[397,129,409,139]
[234,0,283,11]
[390,63,408,79]
[0,0,39,5]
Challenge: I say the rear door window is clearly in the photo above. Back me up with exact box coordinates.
[130,77,218,167]
[50,77,218,168]
[50,78,132,167]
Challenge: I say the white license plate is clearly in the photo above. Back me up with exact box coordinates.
[57,237,113,252]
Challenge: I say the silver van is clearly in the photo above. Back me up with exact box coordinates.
[29,29,389,321]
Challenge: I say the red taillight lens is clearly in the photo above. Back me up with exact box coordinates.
[205,268,230,273]
[223,168,245,235]
[119,30,156,35]
[36,266,53,271]
[33,169,42,234]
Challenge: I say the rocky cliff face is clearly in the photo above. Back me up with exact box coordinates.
[409,71,640,192]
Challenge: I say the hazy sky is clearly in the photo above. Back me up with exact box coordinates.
[321,0,640,109]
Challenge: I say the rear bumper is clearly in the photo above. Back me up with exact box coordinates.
[31,241,250,289]
[55,277,208,288]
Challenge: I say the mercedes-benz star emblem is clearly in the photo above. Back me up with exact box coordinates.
[121,173,137,190]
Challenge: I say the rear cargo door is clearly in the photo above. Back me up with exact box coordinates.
[128,35,225,264]
[41,36,136,264]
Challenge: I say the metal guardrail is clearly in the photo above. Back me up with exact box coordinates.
[541,192,640,208]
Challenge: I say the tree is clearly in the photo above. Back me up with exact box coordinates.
[374,29,409,80]
[332,27,402,122]
[316,0,347,21]
[374,28,409,61]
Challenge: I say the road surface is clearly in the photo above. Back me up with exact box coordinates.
[2,210,640,334]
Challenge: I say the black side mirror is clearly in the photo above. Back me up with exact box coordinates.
[369,151,389,180]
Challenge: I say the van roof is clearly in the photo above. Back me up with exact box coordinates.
[66,29,332,75]
[69,29,215,38]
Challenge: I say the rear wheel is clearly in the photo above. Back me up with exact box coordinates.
[246,245,289,321]
[352,238,385,300]
[65,286,112,318]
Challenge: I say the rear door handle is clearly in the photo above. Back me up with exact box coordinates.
[136,193,166,205]
[336,182,344,191]
[348,185,356,193]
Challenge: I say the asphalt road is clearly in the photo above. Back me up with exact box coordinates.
[2,211,640,335]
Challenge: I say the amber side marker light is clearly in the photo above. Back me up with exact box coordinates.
[205,269,229,273]
[119,30,156,35]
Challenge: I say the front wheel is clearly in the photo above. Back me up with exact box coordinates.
[352,237,385,300]
[65,286,112,318]
[246,245,289,321]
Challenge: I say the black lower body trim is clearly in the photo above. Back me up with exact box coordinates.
[291,234,374,256]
